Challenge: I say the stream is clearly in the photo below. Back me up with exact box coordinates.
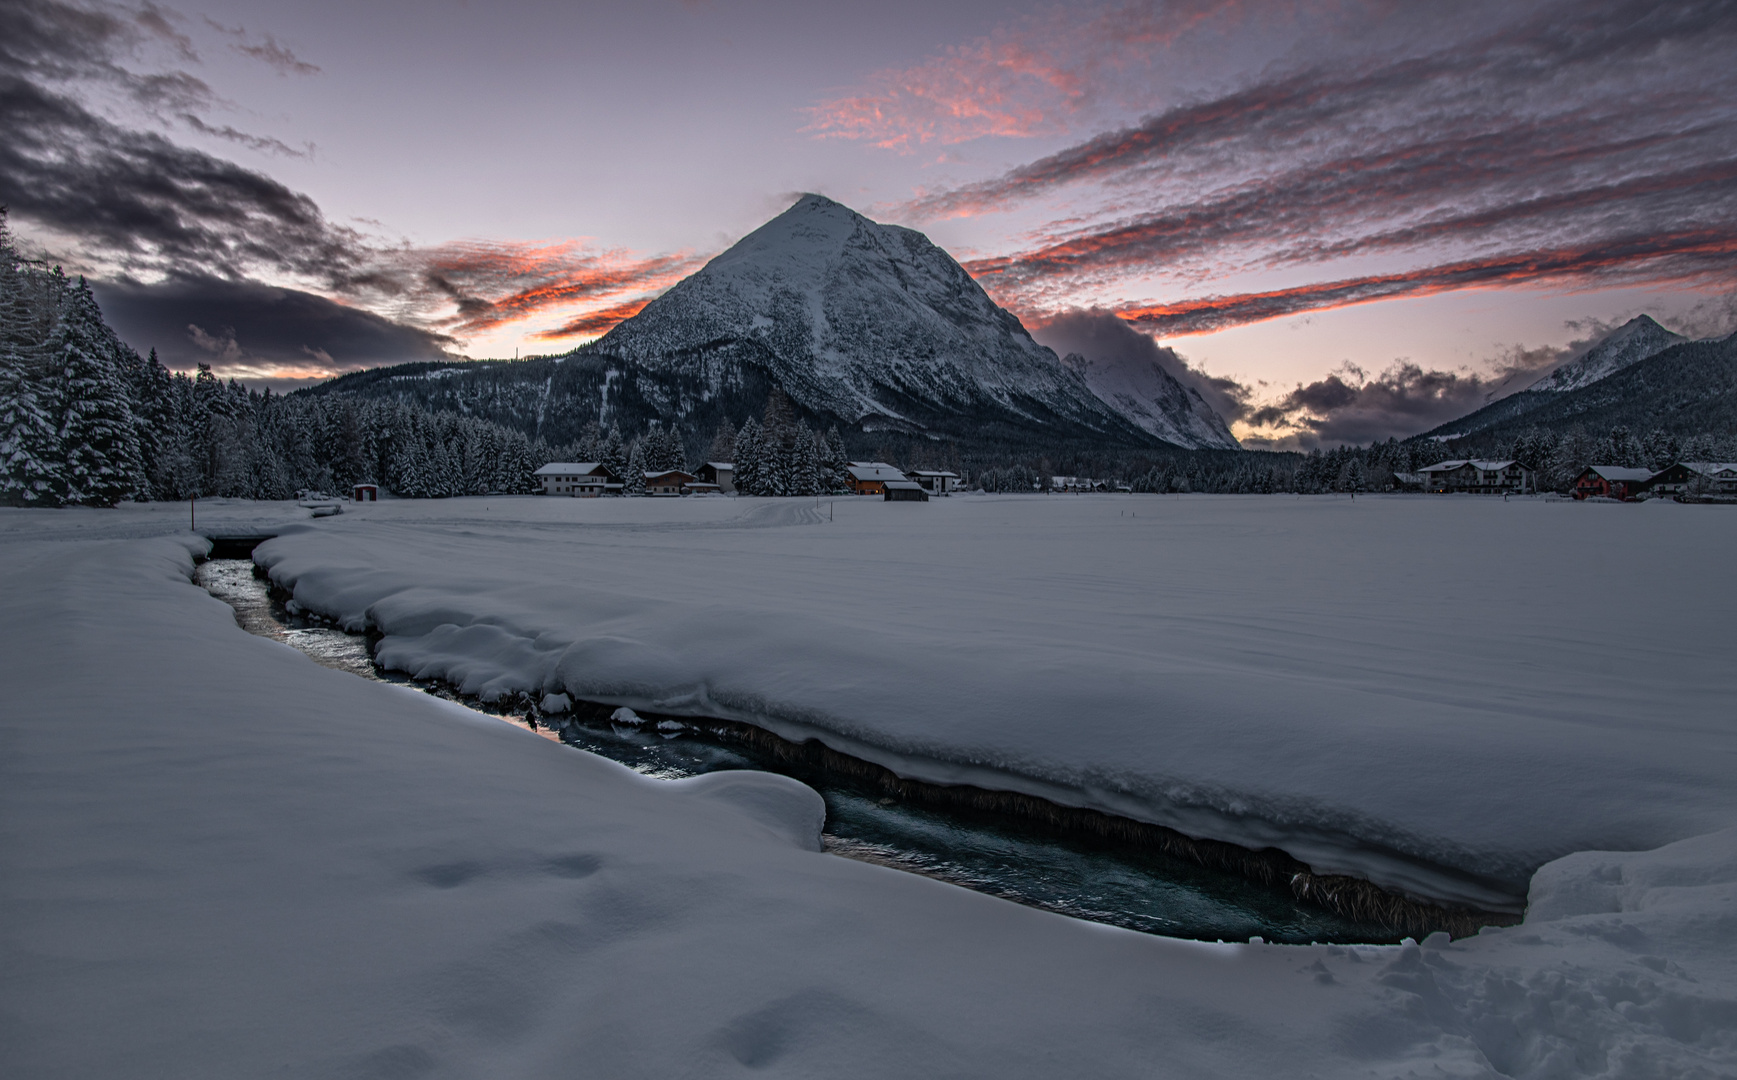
[196,557,1396,944]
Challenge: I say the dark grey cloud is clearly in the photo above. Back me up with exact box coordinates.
[0,73,361,281]
[1,0,693,364]
[0,0,216,113]
[1239,349,1566,449]
[0,0,356,284]
[1022,310,1603,450]
[93,274,455,374]
[1028,308,1251,423]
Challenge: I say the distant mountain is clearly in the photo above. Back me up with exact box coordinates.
[1526,315,1687,393]
[1419,316,1691,441]
[1058,350,1239,450]
[1426,330,1737,452]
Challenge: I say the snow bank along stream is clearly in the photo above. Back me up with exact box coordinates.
[246,494,1737,920]
[196,556,1396,943]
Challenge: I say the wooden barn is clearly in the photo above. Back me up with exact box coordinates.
[643,469,696,496]
[883,480,929,502]
[846,462,908,496]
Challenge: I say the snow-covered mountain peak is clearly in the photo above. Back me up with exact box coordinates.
[586,195,1187,445]
[706,193,865,281]
[1528,315,1686,393]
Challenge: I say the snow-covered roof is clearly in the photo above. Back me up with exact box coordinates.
[847,463,907,482]
[644,470,695,481]
[1419,459,1525,473]
[1673,462,1737,477]
[1583,465,1655,482]
[910,470,959,478]
[883,480,924,490]
[705,461,734,471]
[534,462,607,477]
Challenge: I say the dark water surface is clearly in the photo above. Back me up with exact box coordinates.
[196,557,1393,944]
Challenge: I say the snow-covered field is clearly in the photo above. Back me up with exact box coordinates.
[3,494,1735,1078]
[251,493,1736,912]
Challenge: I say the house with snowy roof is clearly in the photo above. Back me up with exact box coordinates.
[534,462,617,497]
[1418,459,1534,494]
[1571,465,1655,501]
[643,469,696,496]
[846,462,908,496]
[909,470,960,495]
[693,462,734,494]
[1648,462,1737,496]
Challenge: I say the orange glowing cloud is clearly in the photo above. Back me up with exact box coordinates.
[531,298,656,340]
[398,240,706,339]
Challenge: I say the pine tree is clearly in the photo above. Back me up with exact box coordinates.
[574,421,602,463]
[47,277,142,506]
[822,426,850,492]
[707,422,736,465]
[789,422,820,495]
[0,356,60,504]
[735,417,763,495]
[600,424,627,482]
[1607,426,1645,468]
[643,425,682,472]
[625,439,647,495]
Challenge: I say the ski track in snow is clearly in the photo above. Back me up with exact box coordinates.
[2,495,1735,1078]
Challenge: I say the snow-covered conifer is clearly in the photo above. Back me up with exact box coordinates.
[734,417,763,495]
[600,424,627,482]
[707,422,735,465]
[625,439,647,495]
[0,356,60,504]
[47,277,142,506]
[822,426,850,492]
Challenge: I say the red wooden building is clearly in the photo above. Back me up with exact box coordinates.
[1571,465,1654,500]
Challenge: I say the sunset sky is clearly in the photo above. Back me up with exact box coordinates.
[5,0,1736,446]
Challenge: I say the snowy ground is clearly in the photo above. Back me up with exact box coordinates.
[2,495,1735,1078]
[250,493,1735,912]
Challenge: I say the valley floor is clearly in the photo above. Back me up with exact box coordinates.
[1,494,1734,1078]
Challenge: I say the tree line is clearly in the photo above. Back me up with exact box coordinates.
[18,206,1728,506]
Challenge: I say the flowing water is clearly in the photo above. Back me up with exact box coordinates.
[196,557,1395,944]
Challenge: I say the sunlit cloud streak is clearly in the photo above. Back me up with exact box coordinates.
[904,1,1737,217]
[805,0,1250,150]
[886,0,1737,332]
[1110,230,1737,336]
